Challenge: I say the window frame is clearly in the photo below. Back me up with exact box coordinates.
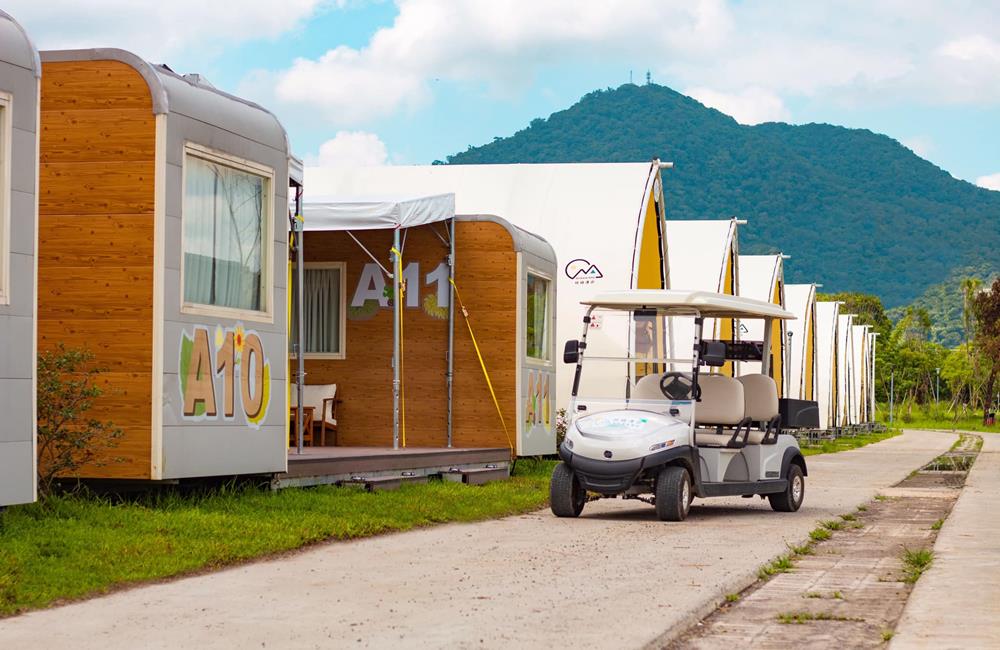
[525,268,552,364]
[0,92,12,306]
[290,261,347,360]
[179,142,275,323]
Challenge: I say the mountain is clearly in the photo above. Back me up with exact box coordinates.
[886,263,998,347]
[445,83,1000,307]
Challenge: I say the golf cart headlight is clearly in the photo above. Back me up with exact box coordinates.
[649,440,675,452]
[565,437,574,449]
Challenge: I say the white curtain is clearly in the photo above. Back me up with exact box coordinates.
[291,267,341,354]
[183,155,266,311]
[526,274,549,359]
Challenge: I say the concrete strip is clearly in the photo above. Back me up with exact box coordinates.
[0,430,953,650]
[891,434,1000,650]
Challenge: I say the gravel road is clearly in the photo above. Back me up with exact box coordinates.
[0,430,953,649]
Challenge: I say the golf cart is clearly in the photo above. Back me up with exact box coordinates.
[552,290,808,521]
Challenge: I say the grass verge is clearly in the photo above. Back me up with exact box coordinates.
[0,459,556,616]
[800,429,901,456]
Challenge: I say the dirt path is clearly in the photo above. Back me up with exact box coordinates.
[0,430,953,650]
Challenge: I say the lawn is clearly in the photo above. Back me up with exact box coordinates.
[871,402,1000,434]
[0,459,555,616]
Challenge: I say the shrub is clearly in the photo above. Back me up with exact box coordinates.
[36,346,123,499]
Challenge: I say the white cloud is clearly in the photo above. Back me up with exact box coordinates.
[3,0,327,61]
[937,34,1000,63]
[901,136,934,159]
[311,131,389,167]
[256,0,735,125]
[685,86,790,125]
[976,172,1000,191]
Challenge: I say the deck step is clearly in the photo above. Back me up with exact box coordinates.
[458,466,510,485]
[337,474,428,492]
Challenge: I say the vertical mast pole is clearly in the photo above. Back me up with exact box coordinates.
[392,227,402,450]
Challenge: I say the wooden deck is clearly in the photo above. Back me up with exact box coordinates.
[274,446,512,489]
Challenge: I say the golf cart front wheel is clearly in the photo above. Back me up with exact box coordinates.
[769,464,805,512]
[655,465,691,522]
[550,462,586,517]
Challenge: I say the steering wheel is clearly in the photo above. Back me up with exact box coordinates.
[659,372,700,401]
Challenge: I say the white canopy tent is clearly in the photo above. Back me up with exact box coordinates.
[852,325,870,424]
[664,219,741,375]
[868,332,878,422]
[815,301,840,430]
[837,314,856,426]
[292,193,456,451]
[737,254,787,395]
[303,162,669,410]
[785,284,818,402]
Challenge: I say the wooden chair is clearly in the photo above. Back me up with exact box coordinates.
[291,384,340,446]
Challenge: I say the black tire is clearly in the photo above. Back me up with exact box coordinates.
[655,465,692,522]
[769,463,805,512]
[550,462,586,517]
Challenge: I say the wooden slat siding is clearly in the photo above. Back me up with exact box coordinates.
[450,222,518,451]
[38,60,156,479]
[301,221,518,451]
[41,108,155,163]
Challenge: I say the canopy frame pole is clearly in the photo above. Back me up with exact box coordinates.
[346,230,393,278]
[392,227,402,450]
[761,318,773,377]
[446,218,456,448]
[294,185,306,455]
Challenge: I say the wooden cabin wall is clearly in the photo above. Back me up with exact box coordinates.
[38,60,155,479]
[302,221,516,451]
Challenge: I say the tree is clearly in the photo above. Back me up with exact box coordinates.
[36,346,123,499]
[961,276,982,358]
[972,278,1000,422]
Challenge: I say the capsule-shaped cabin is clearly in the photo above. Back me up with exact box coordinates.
[0,10,39,506]
[837,313,856,427]
[38,49,291,481]
[785,283,818,403]
[296,196,557,456]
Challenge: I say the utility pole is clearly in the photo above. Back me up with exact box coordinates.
[935,367,941,405]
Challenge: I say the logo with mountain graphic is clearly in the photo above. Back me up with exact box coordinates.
[565,258,604,284]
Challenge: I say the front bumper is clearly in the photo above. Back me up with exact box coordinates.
[559,442,694,495]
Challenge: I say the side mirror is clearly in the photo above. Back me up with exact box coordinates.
[701,341,727,367]
[563,340,581,364]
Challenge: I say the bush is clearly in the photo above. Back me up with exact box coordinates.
[36,346,123,499]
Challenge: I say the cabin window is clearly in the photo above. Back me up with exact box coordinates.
[182,145,273,319]
[526,272,550,360]
[0,92,10,306]
[290,262,346,358]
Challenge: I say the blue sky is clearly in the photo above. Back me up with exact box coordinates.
[10,1,1000,189]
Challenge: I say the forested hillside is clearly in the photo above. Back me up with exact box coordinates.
[446,83,1000,307]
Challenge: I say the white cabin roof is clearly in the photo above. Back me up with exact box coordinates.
[302,193,455,230]
[583,290,795,320]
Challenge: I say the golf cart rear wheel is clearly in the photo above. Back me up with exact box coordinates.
[655,465,691,522]
[550,462,586,517]
[769,464,805,512]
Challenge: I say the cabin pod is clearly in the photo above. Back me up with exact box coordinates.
[296,197,558,456]
[736,254,787,396]
[302,162,669,413]
[837,314,856,427]
[38,48,292,481]
[0,10,39,506]
[785,284,818,403]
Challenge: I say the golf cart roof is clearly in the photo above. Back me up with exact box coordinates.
[583,290,796,320]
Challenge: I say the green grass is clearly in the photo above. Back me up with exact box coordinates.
[758,554,795,580]
[809,527,832,542]
[931,519,944,531]
[821,519,844,531]
[800,429,901,457]
[724,593,740,603]
[901,547,934,584]
[875,403,1000,434]
[776,610,864,624]
[0,459,556,616]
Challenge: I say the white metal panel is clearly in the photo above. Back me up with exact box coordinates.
[736,255,785,384]
[837,314,855,426]
[852,325,869,424]
[304,163,661,411]
[302,193,456,230]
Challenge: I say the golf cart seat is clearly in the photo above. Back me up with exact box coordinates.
[693,374,751,447]
[738,374,781,444]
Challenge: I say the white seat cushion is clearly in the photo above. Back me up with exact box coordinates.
[290,384,337,424]
[695,374,745,426]
[738,374,779,422]
[633,373,667,401]
[694,428,736,447]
